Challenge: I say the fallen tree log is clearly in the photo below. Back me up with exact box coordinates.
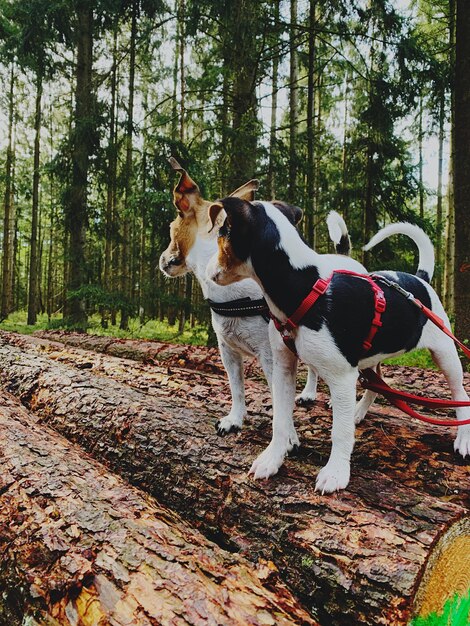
[33,329,231,376]
[0,333,469,626]
[0,389,315,626]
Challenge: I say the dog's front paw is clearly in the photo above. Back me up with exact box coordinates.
[454,424,470,458]
[216,412,245,436]
[295,391,316,406]
[315,460,350,494]
[249,443,287,480]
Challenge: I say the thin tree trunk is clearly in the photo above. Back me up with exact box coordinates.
[418,95,425,219]
[64,3,93,327]
[102,21,118,329]
[1,63,15,321]
[120,2,137,331]
[435,91,445,299]
[341,71,351,222]
[267,0,280,199]
[27,73,43,325]
[445,0,456,315]
[305,0,317,245]
[288,0,298,203]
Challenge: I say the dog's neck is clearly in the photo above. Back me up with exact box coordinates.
[187,232,263,302]
[243,202,321,319]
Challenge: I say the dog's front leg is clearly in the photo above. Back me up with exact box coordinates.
[216,341,247,435]
[249,325,298,479]
[316,370,358,493]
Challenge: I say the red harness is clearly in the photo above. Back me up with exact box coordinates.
[271,269,386,357]
[271,270,470,427]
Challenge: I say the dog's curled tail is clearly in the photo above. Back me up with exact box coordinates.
[326,211,351,256]
[364,223,435,283]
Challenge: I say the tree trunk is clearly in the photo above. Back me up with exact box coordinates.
[445,0,456,316]
[102,20,119,329]
[305,0,317,246]
[267,0,280,199]
[418,94,424,219]
[1,63,15,321]
[454,0,470,345]
[64,2,94,327]
[288,0,299,203]
[227,0,259,189]
[0,388,312,626]
[120,2,138,331]
[1,331,469,626]
[435,91,445,299]
[27,73,43,326]
[340,72,351,222]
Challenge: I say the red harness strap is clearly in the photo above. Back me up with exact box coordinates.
[271,270,386,357]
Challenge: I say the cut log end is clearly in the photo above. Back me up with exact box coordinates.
[414,517,470,620]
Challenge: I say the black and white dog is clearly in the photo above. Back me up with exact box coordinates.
[206,198,470,493]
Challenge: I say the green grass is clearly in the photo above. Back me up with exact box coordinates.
[384,349,436,370]
[0,311,209,346]
[410,592,470,626]
[0,312,466,372]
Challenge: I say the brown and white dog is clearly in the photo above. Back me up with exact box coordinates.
[206,197,470,492]
[159,158,361,435]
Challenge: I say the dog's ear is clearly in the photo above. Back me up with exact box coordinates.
[271,201,303,225]
[229,179,260,202]
[208,202,226,233]
[168,157,202,214]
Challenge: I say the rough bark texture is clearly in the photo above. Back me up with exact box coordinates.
[454,0,470,344]
[0,386,315,626]
[1,332,469,625]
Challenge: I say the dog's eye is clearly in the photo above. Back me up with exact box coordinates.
[219,223,231,240]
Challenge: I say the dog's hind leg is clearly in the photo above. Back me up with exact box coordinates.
[429,341,470,458]
[216,341,247,435]
[296,367,318,405]
[354,363,381,424]
[249,328,299,479]
[315,369,358,493]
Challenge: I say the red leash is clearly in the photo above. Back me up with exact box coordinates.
[359,368,470,426]
[271,270,470,426]
[359,274,470,425]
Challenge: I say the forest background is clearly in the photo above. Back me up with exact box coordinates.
[0,0,469,357]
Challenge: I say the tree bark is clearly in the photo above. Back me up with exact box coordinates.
[435,91,445,299]
[0,387,313,626]
[27,73,43,326]
[1,63,15,321]
[454,0,470,345]
[267,0,280,199]
[120,1,138,331]
[64,2,94,327]
[445,0,456,316]
[227,0,259,189]
[288,0,299,203]
[305,0,317,246]
[0,332,468,626]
